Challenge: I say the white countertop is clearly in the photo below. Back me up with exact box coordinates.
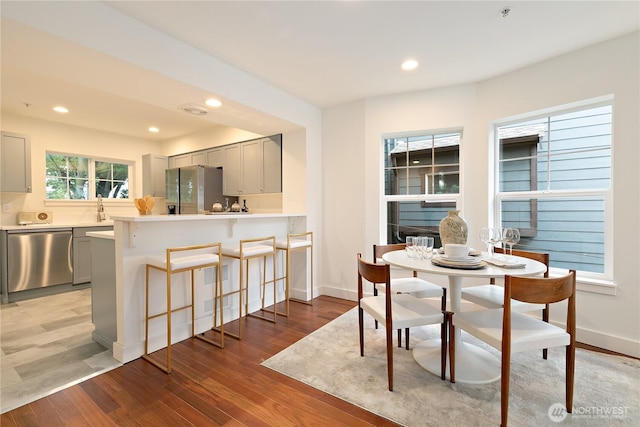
[86,230,115,240]
[1,221,114,231]
[110,213,305,222]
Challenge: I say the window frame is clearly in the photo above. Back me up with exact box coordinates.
[491,96,614,292]
[381,128,463,244]
[45,151,133,202]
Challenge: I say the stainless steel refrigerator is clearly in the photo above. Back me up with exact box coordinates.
[165,165,235,214]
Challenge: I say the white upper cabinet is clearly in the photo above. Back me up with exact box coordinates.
[1,131,32,193]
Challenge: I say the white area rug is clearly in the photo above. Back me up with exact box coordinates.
[262,308,639,426]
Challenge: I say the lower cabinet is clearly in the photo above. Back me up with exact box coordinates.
[73,226,113,284]
[89,234,117,350]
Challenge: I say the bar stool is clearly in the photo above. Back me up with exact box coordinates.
[217,236,276,339]
[143,243,223,374]
[275,231,314,317]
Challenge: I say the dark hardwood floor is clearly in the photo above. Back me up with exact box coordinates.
[1,296,400,427]
[2,294,632,427]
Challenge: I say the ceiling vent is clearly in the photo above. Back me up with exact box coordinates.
[179,103,209,116]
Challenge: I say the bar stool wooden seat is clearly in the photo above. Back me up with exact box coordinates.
[217,236,276,339]
[143,242,223,374]
[275,231,314,317]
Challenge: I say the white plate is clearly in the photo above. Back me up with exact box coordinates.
[441,254,474,261]
[431,258,487,270]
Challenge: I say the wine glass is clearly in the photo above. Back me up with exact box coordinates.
[502,228,520,255]
[479,227,500,257]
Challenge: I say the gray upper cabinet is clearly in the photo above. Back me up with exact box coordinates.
[1,131,32,193]
[223,135,282,195]
[169,151,208,168]
[206,148,225,168]
[240,139,262,194]
[191,151,207,165]
[142,154,168,197]
[168,134,282,196]
[262,135,282,193]
[169,154,192,168]
[223,144,242,195]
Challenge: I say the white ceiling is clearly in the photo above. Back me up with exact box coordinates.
[2,1,638,141]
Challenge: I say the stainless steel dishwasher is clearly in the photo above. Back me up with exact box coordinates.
[7,228,73,292]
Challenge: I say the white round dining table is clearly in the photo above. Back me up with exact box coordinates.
[381,250,547,384]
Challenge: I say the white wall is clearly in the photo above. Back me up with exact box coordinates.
[321,32,640,357]
[321,101,367,298]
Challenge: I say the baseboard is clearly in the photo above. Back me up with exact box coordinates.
[576,326,639,359]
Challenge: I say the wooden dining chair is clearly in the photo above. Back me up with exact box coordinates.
[450,270,576,427]
[461,248,551,358]
[373,243,447,350]
[357,253,447,391]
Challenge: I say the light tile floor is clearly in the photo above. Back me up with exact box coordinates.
[0,288,121,413]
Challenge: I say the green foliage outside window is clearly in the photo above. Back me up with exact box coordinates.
[46,154,89,199]
[46,153,129,200]
[95,161,129,198]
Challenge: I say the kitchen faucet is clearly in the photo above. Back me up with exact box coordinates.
[97,194,106,222]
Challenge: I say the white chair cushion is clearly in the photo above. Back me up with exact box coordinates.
[376,278,444,299]
[276,239,312,249]
[360,294,443,330]
[147,253,219,271]
[453,309,570,354]
[222,244,274,258]
[462,285,545,312]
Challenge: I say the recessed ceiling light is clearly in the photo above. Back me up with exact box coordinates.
[205,98,222,107]
[53,106,69,113]
[148,127,159,133]
[401,59,418,71]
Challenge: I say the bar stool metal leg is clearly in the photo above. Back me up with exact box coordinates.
[276,232,314,317]
[143,243,223,374]
[217,237,276,340]
[196,258,224,348]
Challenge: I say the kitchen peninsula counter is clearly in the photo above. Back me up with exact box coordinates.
[109,212,308,363]
[87,230,116,351]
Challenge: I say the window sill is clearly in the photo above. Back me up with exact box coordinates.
[576,276,617,296]
[549,269,616,296]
